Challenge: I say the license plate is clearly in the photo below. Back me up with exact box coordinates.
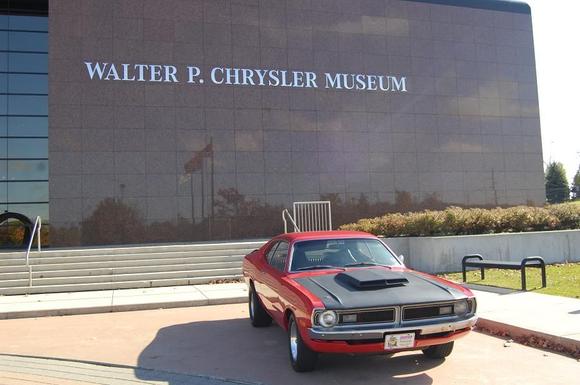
[384,333,415,350]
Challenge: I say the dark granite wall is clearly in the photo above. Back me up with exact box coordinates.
[48,0,543,245]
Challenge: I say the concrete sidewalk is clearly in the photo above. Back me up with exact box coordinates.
[471,286,580,354]
[0,283,248,319]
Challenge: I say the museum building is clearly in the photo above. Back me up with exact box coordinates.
[1,0,544,246]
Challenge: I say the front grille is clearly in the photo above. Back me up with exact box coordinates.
[403,303,454,321]
[339,308,395,324]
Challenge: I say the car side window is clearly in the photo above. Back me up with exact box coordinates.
[266,242,280,264]
[268,241,289,272]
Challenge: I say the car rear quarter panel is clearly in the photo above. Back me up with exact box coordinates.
[242,249,260,284]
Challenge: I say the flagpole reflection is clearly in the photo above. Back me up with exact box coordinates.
[183,142,214,237]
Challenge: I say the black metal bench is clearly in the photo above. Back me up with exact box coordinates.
[461,254,546,291]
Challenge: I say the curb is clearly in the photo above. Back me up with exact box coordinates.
[0,295,247,320]
[477,317,580,358]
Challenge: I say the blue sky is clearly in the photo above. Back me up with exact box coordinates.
[527,0,580,181]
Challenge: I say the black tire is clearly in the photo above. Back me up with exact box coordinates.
[422,341,454,359]
[249,285,272,327]
[288,314,318,372]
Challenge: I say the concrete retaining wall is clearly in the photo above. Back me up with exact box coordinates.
[383,230,580,274]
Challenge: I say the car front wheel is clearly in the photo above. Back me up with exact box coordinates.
[422,341,454,359]
[288,314,318,372]
[249,285,272,327]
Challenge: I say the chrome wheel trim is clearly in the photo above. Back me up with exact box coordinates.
[249,292,255,319]
[289,319,298,362]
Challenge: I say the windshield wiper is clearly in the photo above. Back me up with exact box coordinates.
[343,262,391,268]
[295,265,344,271]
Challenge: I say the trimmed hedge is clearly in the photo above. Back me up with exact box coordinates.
[339,203,580,237]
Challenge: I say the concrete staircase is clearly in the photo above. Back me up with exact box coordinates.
[0,240,265,295]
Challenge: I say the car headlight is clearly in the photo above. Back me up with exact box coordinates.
[317,310,338,328]
[454,300,469,315]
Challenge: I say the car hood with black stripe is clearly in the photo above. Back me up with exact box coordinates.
[293,268,466,310]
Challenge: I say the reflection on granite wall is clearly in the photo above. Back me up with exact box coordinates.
[49,0,544,246]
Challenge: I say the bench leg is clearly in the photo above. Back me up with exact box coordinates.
[521,266,527,291]
[462,264,467,282]
[541,264,547,288]
[480,267,485,280]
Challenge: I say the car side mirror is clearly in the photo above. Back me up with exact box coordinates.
[399,255,405,264]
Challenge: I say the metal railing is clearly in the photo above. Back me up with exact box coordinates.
[293,201,332,232]
[282,209,301,233]
[282,201,332,233]
[25,216,42,287]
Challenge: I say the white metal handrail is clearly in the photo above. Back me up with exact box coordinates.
[25,216,42,287]
[282,209,300,233]
[25,216,42,265]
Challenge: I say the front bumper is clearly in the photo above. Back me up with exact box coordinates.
[308,315,478,341]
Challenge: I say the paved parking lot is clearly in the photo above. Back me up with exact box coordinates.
[0,304,577,385]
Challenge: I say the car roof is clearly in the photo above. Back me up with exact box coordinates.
[275,230,378,242]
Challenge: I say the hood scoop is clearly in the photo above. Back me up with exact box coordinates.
[335,269,409,290]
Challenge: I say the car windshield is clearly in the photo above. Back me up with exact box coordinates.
[290,238,401,272]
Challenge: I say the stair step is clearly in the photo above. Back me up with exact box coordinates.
[0,248,256,267]
[0,275,243,295]
[0,267,243,288]
[0,261,244,281]
[0,265,28,273]
[0,241,265,259]
[0,255,244,273]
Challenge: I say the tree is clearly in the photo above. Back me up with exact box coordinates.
[572,165,580,200]
[80,198,145,245]
[545,162,570,203]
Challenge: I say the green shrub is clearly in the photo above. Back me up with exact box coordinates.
[497,206,559,232]
[404,210,443,236]
[546,203,580,229]
[340,203,580,237]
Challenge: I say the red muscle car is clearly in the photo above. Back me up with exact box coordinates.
[243,231,477,372]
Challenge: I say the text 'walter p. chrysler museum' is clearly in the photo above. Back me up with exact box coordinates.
[2,0,543,246]
[83,62,409,92]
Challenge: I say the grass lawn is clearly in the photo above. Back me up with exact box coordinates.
[439,263,580,299]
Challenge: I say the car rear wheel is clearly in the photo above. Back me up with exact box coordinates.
[422,341,454,359]
[288,314,318,372]
[249,285,272,327]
